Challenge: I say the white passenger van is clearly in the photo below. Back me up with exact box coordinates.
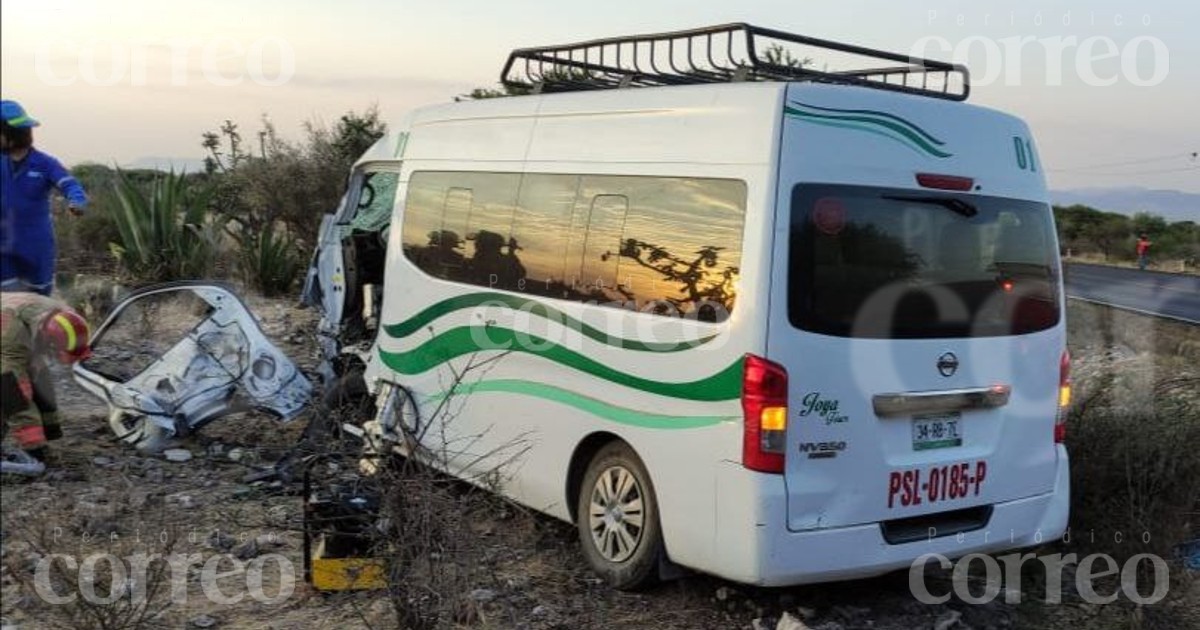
[305,24,1071,588]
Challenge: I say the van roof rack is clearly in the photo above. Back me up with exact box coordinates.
[501,23,970,101]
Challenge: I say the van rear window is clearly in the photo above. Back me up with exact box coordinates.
[788,184,1061,339]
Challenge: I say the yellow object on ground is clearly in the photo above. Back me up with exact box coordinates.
[309,540,387,591]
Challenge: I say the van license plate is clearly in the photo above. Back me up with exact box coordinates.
[912,413,962,450]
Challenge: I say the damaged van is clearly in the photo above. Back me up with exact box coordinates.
[301,138,403,383]
[310,23,1071,589]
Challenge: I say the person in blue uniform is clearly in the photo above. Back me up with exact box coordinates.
[1,100,88,295]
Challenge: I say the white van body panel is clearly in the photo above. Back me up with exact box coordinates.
[772,84,1063,533]
[353,81,1068,585]
[366,85,782,571]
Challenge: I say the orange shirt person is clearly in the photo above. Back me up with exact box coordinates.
[1136,234,1151,271]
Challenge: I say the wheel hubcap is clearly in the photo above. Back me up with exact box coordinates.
[588,465,645,563]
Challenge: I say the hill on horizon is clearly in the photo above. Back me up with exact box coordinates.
[1052,187,1199,223]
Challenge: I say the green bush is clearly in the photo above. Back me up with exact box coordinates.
[202,109,386,252]
[54,201,121,275]
[109,169,222,282]
[1055,205,1200,263]
[237,223,303,297]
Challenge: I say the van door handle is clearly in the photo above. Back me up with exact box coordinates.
[872,385,1011,417]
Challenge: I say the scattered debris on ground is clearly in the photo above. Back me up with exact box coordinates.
[2,294,1196,629]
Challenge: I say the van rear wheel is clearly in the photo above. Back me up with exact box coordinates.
[577,442,663,590]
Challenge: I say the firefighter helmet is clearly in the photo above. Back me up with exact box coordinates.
[40,309,91,363]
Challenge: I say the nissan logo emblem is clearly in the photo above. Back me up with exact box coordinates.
[937,352,959,377]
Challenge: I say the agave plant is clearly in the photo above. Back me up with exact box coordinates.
[109,169,222,282]
[237,222,303,297]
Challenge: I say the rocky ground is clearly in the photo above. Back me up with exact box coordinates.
[1,294,1196,630]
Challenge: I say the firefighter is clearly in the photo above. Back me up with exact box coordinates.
[1,292,91,463]
[1,99,88,295]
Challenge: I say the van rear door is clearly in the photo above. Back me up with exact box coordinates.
[770,182,1064,533]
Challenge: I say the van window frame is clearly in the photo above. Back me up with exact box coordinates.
[400,170,748,322]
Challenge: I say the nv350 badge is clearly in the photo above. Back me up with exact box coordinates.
[799,441,848,459]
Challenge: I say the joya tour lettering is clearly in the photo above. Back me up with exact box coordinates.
[799,392,849,425]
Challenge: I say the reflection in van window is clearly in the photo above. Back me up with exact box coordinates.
[509,174,578,298]
[572,193,628,303]
[401,172,747,321]
[789,184,1060,338]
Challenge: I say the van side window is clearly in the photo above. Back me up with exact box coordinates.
[567,189,629,304]
[402,171,746,322]
[402,172,521,284]
[400,172,452,277]
[509,174,578,298]
[438,187,474,278]
[616,177,746,321]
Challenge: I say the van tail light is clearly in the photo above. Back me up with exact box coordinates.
[743,354,788,474]
[916,173,975,191]
[1055,350,1071,443]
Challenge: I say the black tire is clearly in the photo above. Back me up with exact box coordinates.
[576,441,663,590]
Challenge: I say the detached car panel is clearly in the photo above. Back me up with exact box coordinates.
[73,282,312,452]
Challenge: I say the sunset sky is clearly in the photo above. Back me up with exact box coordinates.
[2,0,1197,192]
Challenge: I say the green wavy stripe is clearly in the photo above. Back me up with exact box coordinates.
[432,379,733,429]
[382,292,715,352]
[378,325,742,401]
[791,101,946,147]
[792,118,934,158]
[784,105,953,158]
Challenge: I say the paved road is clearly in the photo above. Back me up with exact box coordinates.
[1065,263,1200,324]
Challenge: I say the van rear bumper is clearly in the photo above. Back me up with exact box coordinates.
[707,445,1070,587]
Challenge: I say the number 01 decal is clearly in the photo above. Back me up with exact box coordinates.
[1014,136,1038,172]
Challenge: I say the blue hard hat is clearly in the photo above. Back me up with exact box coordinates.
[1,100,40,128]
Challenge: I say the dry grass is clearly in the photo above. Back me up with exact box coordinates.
[1065,253,1197,276]
[5,290,1196,630]
[1008,301,1200,630]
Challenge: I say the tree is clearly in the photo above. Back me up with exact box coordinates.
[616,239,740,316]
[199,107,387,294]
[761,43,812,69]
[331,108,388,163]
[456,86,515,101]
[1130,211,1168,237]
[202,120,248,174]
[1083,215,1132,259]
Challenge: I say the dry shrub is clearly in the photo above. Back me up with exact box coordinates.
[1066,396,1200,561]
[1064,302,1200,563]
[302,351,535,630]
[1,497,181,630]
